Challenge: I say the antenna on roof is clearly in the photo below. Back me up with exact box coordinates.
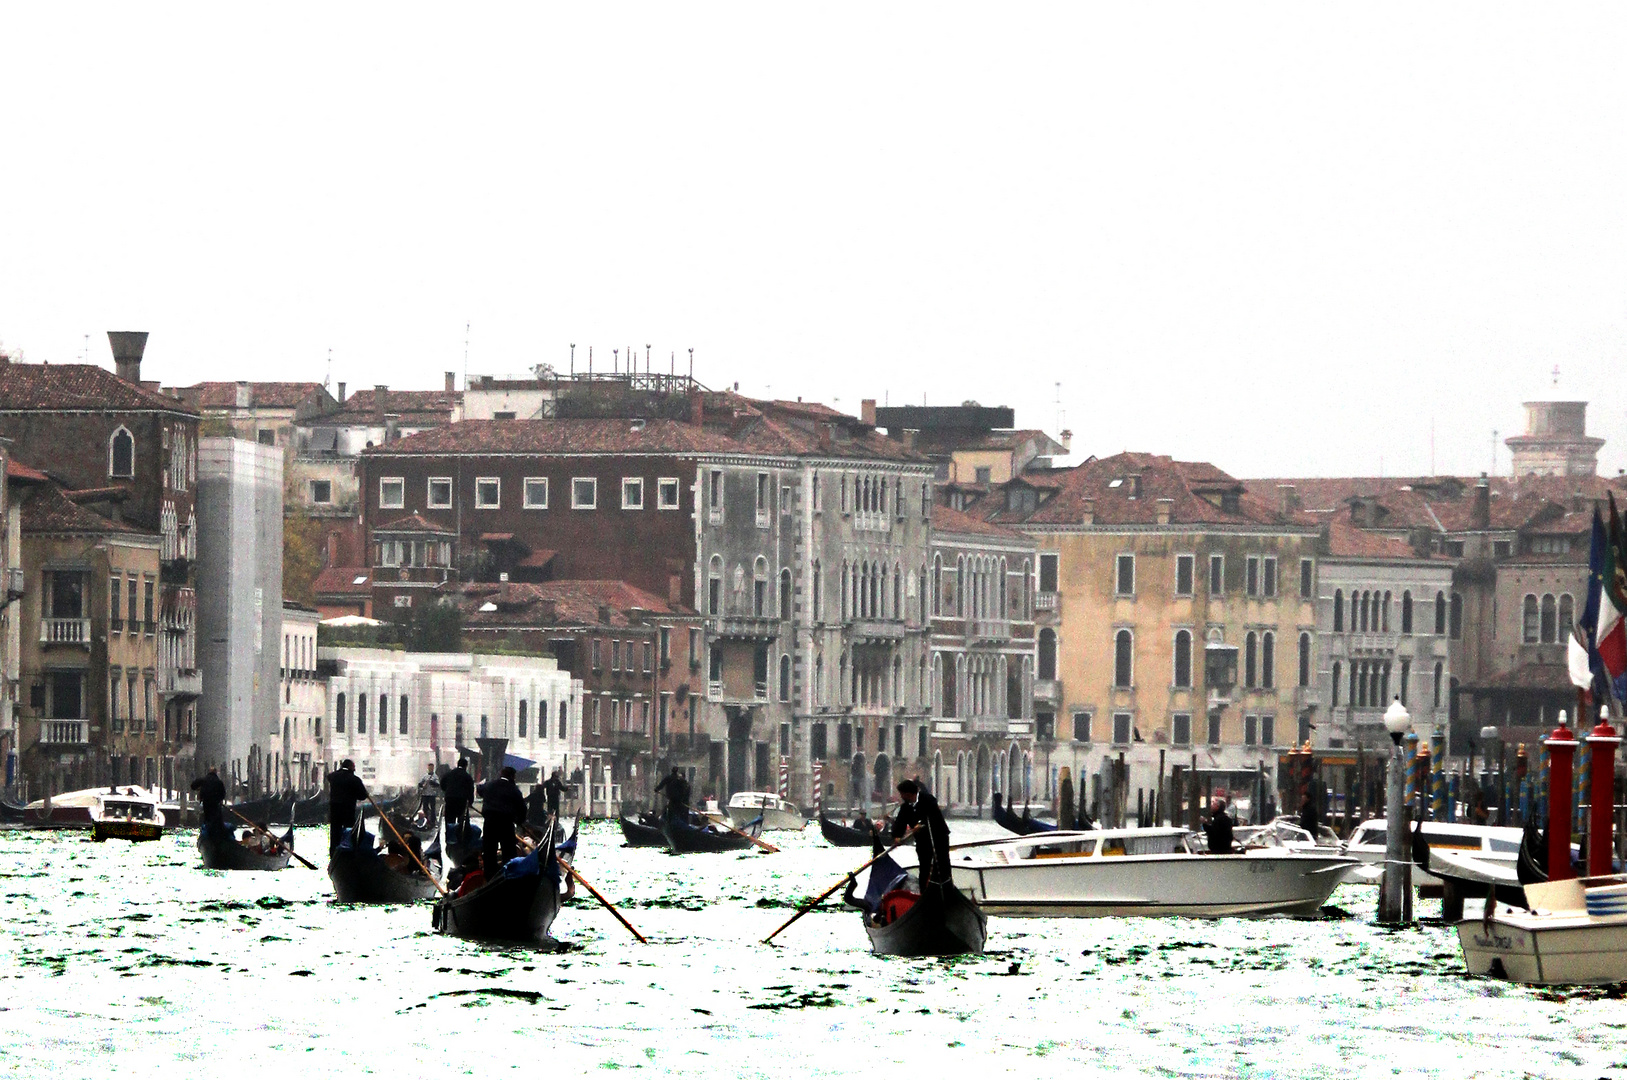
[670,350,674,377]
[325,347,332,390]
[589,346,593,376]
[613,347,619,374]
[570,344,575,377]
[688,348,694,382]
[645,344,651,375]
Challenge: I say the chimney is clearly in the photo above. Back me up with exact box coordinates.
[325,531,340,567]
[689,393,704,428]
[598,604,614,625]
[1277,484,1299,515]
[336,381,346,404]
[107,331,148,384]
[236,381,252,409]
[539,598,558,623]
[1155,498,1173,525]
[1060,429,1073,454]
[1082,498,1095,525]
[861,399,877,427]
[902,428,918,451]
[446,371,456,393]
[819,424,834,452]
[1472,474,1491,529]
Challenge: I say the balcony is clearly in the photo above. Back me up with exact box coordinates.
[40,619,91,647]
[1034,591,1059,613]
[162,669,203,699]
[589,729,654,754]
[850,619,906,642]
[1347,633,1399,654]
[711,615,779,641]
[40,719,89,746]
[1033,678,1061,705]
[966,619,1010,643]
[965,716,1011,735]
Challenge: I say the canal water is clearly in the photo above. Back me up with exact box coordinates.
[1,821,1623,1079]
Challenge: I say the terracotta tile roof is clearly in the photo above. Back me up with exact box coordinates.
[180,382,327,409]
[333,388,461,419]
[1320,519,1436,561]
[453,579,691,628]
[701,395,930,463]
[313,566,374,595]
[368,418,747,457]
[1247,474,1627,535]
[374,513,454,534]
[4,458,49,482]
[931,503,1032,543]
[20,483,144,536]
[0,361,197,414]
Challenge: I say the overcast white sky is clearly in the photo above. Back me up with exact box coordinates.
[3,4,1625,479]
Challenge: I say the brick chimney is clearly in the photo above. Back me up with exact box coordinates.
[819,424,834,452]
[598,604,615,625]
[336,382,346,404]
[861,399,877,427]
[1277,484,1299,515]
[690,393,704,428]
[538,598,558,623]
[1060,429,1072,454]
[1473,474,1491,530]
[236,381,252,409]
[107,331,148,384]
[1082,498,1095,525]
[1155,498,1173,525]
[445,371,456,393]
[902,428,918,450]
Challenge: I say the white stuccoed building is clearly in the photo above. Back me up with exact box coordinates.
[318,647,582,790]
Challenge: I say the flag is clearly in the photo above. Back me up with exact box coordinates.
[1587,499,1627,703]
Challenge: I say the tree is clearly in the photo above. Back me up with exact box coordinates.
[406,601,464,653]
[283,505,327,607]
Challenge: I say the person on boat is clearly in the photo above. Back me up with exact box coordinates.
[477,765,528,876]
[442,758,475,845]
[417,765,442,822]
[190,767,226,833]
[543,768,565,818]
[891,779,951,885]
[1299,792,1322,837]
[326,760,370,854]
[1204,797,1237,855]
[655,767,692,822]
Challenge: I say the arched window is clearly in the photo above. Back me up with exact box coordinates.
[379,694,389,733]
[1359,591,1370,632]
[538,700,548,739]
[1540,594,1557,644]
[841,562,851,619]
[109,427,135,479]
[708,555,723,616]
[1113,629,1133,688]
[957,557,967,617]
[779,654,791,702]
[1173,630,1192,688]
[1560,594,1575,640]
[779,568,792,619]
[1435,591,1447,635]
[1450,592,1463,640]
[811,561,822,622]
[1401,591,1413,635]
[1523,594,1540,643]
[558,703,568,738]
[357,694,367,734]
[1433,662,1444,709]
[518,699,528,737]
[1244,632,1258,688]
[894,561,903,620]
[1261,631,1275,689]
[399,695,409,735]
[932,555,943,617]
[335,692,346,733]
[1330,661,1341,706]
[1038,629,1057,681]
[1381,592,1391,632]
[1333,590,1344,632]
[1298,633,1311,687]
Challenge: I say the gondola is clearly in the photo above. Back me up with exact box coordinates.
[991,793,1057,836]
[0,793,29,824]
[1517,819,1548,886]
[226,792,294,824]
[328,829,441,904]
[819,813,876,848]
[619,812,668,848]
[847,852,987,957]
[198,821,295,870]
[290,791,328,826]
[662,814,759,853]
[432,822,566,944]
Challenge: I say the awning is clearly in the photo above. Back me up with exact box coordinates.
[504,753,536,771]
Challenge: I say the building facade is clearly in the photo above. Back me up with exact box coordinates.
[280,601,324,792]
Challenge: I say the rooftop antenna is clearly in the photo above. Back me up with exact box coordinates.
[688,348,694,382]
[1054,380,1066,435]
[82,334,88,363]
[613,347,619,374]
[589,345,593,376]
[570,343,576,377]
[325,347,332,390]
[670,350,675,377]
[645,344,651,375]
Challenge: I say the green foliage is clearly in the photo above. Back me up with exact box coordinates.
[404,601,464,652]
[283,506,326,607]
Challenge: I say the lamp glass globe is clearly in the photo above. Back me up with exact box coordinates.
[1383,698,1411,736]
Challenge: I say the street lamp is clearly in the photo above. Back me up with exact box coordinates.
[1379,697,1413,924]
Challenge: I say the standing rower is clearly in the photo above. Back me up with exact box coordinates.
[326,759,370,854]
[442,757,475,845]
[654,767,691,822]
[416,764,442,823]
[190,766,226,835]
[891,779,951,884]
[477,765,527,875]
[543,767,566,819]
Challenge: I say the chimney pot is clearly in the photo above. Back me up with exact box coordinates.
[1155,497,1173,525]
[336,381,346,404]
[375,384,387,395]
[107,331,148,384]
[902,428,918,450]
[861,399,877,427]
[1060,429,1073,454]
[1276,483,1298,515]
[1082,498,1095,525]
[446,371,456,393]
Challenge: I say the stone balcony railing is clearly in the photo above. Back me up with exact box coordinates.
[850,619,906,641]
[162,669,203,698]
[40,618,91,647]
[1034,678,1061,704]
[966,619,1011,643]
[40,719,89,745]
[1034,591,1059,613]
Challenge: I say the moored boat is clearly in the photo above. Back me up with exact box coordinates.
[991,793,1057,836]
[89,788,166,842]
[1342,818,1522,886]
[951,827,1355,918]
[432,823,568,944]
[848,852,986,957]
[619,813,668,848]
[1458,876,1627,985]
[198,821,295,870]
[663,814,760,853]
[328,831,441,903]
[724,792,805,831]
[819,813,877,848]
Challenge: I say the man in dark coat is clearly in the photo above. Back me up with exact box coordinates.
[326,759,370,854]
[891,779,952,884]
[442,758,475,845]
[478,765,528,875]
[190,767,227,833]
[543,768,565,817]
[654,767,691,821]
[1205,797,1237,855]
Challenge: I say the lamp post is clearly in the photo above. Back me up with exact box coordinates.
[1379,697,1413,925]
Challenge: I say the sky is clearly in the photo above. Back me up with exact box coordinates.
[2,4,1625,479]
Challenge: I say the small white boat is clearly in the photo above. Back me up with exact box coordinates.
[723,792,805,831]
[951,827,1356,918]
[1458,876,1627,985]
[89,788,166,842]
[1342,819,1522,886]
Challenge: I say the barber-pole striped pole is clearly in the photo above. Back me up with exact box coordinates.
[813,761,823,817]
[778,757,789,799]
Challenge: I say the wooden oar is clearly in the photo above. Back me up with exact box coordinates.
[518,820,646,943]
[366,794,448,896]
[762,826,920,945]
[226,806,316,869]
[703,812,780,854]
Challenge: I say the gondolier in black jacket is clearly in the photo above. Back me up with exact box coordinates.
[1204,797,1237,855]
[442,758,475,846]
[190,767,226,832]
[478,766,528,876]
[326,760,370,854]
[891,779,951,885]
[654,767,691,822]
[543,768,565,817]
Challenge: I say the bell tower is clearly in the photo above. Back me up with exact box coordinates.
[1504,366,1603,478]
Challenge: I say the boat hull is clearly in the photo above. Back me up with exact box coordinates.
[328,848,440,904]
[864,883,987,957]
[952,850,1355,918]
[1458,912,1627,985]
[819,814,874,848]
[663,818,755,853]
[432,866,562,944]
[92,819,164,842]
[992,803,1056,836]
[618,815,668,848]
[198,824,294,870]
[724,797,805,831]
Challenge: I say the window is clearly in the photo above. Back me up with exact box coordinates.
[335,693,346,733]
[1298,633,1311,688]
[1038,628,1057,680]
[1209,554,1224,595]
[109,574,122,629]
[1173,630,1192,688]
[379,477,404,508]
[1246,556,1260,597]
[1435,591,1447,635]
[1245,715,1258,747]
[1072,711,1092,742]
[1399,658,1411,707]
[1523,594,1540,644]
[378,695,388,733]
[1494,539,1514,559]
[1113,629,1133,687]
[356,694,367,734]
[1115,554,1135,596]
[1244,632,1257,688]
[618,477,644,510]
[1112,713,1132,745]
[688,628,701,669]
[523,478,549,509]
[109,427,134,478]
[1433,662,1444,709]
[571,478,597,509]
[643,642,654,673]
[1172,713,1191,745]
[756,473,769,516]
[309,480,332,505]
[780,569,792,619]
[1449,593,1463,640]
[708,470,723,515]
[707,556,724,616]
[143,579,154,629]
[591,638,602,670]
[1401,591,1413,634]
[658,478,680,510]
[1333,590,1344,632]
[1330,662,1340,706]
[1175,554,1194,596]
[1299,559,1313,599]
[1560,594,1575,640]
[780,484,791,516]
[1038,553,1059,593]
[428,477,453,508]
[779,654,791,702]
[1207,713,1222,746]
[1540,593,1557,644]
[611,639,622,672]
[1261,632,1275,689]
[1263,557,1277,598]
[475,477,500,509]
[753,559,768,616]
[399,696,409,735]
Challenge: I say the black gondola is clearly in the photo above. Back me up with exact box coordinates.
[0,793,26,824]
[1517,819,1548,886]
[290,792,328,825]
[226,792,293,824]
[662,814,758,853]
[328,830,441,904]
[991,793,1056,836]
[619,813,668,848]
[819,813,876,848]
[432,822,566,944]
[846,853,986,957]
[198,821,295,871]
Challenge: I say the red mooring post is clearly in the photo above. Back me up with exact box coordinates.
[1547,711,1579,881]
[1588,708,1619,877]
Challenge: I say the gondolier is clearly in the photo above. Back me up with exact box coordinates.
[442,758,475,845]
[543,768,565,817]
[326,760,370,854]
[190,767,226,830]
[417,765,442,822]
[1205,797,1236,855]
[654,767,691,822]
[891,779,951,884]
[478,766,527,875]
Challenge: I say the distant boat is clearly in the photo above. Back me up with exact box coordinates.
[89,789,166,842]
[663,814,761,853]
[991,794,1056,836]
[198,822,295,871]
[1342,818,1523,886]
[618,813,668,848]
[432,820,567,945]
[724,792,804,831]
[329,829,441,903]
[819,813,877,848]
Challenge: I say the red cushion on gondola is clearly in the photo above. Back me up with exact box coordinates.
[880,888,919,925]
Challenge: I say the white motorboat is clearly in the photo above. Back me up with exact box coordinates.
[18,785,177,829]
[1341,819,1522,886]
[723,792,806,831]
[950,827,1356,918]
[1458,876,1627,985]
[89,788,166,842]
